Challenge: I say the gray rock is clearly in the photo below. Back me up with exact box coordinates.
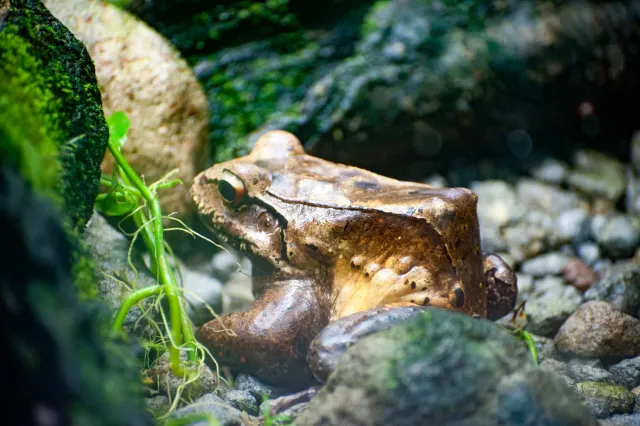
[295,307,597,426]
[632,131,640,173]
[530,158,569,185]
[540,358,613,386]
[515,273,535,302]
[591,215,640,259]
[521,253,572,277]
[539,359,576,388]
[532,334,558,362]
[211,250,242,282]
[503,210,554,262]
[555,301,640,358]
[472,180,518,253]
[423,174,448,187]
[525,278,582,337]
[576,382,635,418]
[144,352,218,401]
[145,395,170,416]
[515,179,588,218]
[167,394,246,426]
[568,150,626,202]
[234,374,289,401]
[609,357,640,390]
[83,212,156,337]
[584,261,640,318]
[217,388,258,415]
[179,266,224,327]
[552,209,590,245]
[578,243,602,266]
[626,169,640,217]
[599,413,640,426]
[221,263,254,314]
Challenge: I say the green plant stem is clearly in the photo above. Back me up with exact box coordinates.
[108,139,190,375]
[113,285,163,331]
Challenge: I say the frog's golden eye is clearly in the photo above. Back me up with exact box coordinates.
[218,174,245,204]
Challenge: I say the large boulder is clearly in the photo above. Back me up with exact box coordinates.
[0,0,108,230]
[295,307,597,426]
[45,0,210,220]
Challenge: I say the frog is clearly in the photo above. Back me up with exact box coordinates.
[191,130,517,388]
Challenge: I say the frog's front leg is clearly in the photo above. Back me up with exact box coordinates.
[197,280,328,388]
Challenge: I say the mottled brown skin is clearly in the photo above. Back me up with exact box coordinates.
[191,130,517,387]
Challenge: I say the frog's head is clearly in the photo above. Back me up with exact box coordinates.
[191,131,307,275]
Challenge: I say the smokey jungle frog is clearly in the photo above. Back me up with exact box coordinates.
[191,130,517,388]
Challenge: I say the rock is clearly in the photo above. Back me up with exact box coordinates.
[584,261,640,318]
[525,284,582,337]
[217,388,258,415]
[515,179,588,218]
[551,209,590,245]
[0,0,109,230]
[144,352,218,401]
[568,361,614,384]
[167,394,246,426]
[472,180,518,253]
[515,273,535,302]
[44,0,209,220]
[578,243,602,266]
[503,211,553,262]
[563,258,598,291]
[83,212,156,337]
[295,307,597,426]
[145,395,170,416]
[555,301,640,358]
[626,169,640,217]
[211,250,243,283]
[530,158,569,185]
[568,150,626,202]
[576,382,635,418]
[423,174,448,187]
[222,266,254,314]
[539,359,576,388]
[521,253,571,277]
[632,131,640,173]
[532,334,558,362]
[591,215,640,259]
[179,266,224,327]
[608,357,640,390]
[599,414,640,426]
[234,374,290,401]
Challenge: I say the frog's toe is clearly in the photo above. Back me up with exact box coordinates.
[483,253,518,320]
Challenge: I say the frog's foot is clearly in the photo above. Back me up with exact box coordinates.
[307,305,429,383]
[483,252,518,320]
[197,282,327,388]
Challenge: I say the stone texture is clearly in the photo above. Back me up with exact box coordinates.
[45,0,209,220]
[555,301,640,358]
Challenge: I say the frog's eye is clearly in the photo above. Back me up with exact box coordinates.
[218,174,245,204]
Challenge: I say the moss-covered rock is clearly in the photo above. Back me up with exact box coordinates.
[0,164,153,426]
[0,0,108,230]
[576,381,636,418]
[295,307,597,426]
[188,0,640,183]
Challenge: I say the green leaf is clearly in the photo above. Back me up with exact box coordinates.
[107,111,130,149]
[95,184,138,216]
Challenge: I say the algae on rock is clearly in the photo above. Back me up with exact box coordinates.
[0,0,108,230]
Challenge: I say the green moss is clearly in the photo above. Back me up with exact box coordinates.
[360,0,390,38]
[0,0,109,230]
[206,43,319,162]
[576,381,636,412]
